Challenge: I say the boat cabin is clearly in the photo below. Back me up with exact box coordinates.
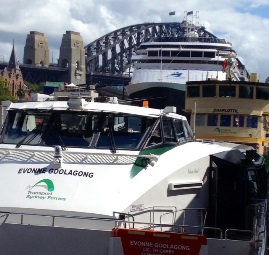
[0,97,194,151]
[185,79,269,159]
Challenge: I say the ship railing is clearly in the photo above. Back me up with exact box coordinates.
[115,218,260,242]
[155,37,227,44]
[0,210,262,243]
[0,207,178,230]
[160,208,207,231]
[114,206,207,233]
[0,211,117,229]
[114,218,256,242]
[123,206,178,229]
[114,219,223,239]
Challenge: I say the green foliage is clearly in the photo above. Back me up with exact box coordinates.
[17,88,25,98]
[24,81,45,93]
[0,78,18,103]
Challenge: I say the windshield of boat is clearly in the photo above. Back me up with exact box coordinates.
[1,110,156,150]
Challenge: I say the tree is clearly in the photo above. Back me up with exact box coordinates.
[24,81,45,93]
[17,88,25,100]
[0,78,18,103]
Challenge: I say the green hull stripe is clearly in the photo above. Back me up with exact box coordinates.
[130,145,176,178]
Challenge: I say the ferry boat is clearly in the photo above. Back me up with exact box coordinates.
[185,73,269,168]
[0,93,267,255]
[125,11,248,115]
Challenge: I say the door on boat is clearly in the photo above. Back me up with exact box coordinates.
[207,149,267,237]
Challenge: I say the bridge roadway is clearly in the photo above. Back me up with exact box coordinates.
[0,62,131,88]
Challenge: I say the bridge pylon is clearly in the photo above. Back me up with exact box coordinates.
[59,31,86,85]
[23,31,50,67]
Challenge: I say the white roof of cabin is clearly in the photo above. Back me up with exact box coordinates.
[7,100,186,119]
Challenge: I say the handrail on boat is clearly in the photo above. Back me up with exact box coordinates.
[159,208,207,230]
[225,229,253,240]
[126,206,177,227]
[117,219,223,239]
[0,210,264,243]
[0,211,117,227]
[113,212,135,228]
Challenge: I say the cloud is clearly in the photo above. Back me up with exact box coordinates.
[0,0,268,81]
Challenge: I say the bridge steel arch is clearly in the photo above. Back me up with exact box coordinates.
[85,22,215,85]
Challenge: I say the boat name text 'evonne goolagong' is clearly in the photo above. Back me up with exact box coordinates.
[18,168,94,178]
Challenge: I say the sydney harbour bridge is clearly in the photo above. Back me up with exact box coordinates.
[85,22,189,86]
[0,21,213,88]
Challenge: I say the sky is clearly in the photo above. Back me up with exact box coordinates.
[0,0,269,82]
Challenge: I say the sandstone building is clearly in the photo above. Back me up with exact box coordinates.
[0,43,24,99]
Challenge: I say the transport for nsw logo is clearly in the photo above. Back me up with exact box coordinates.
[25,179,66,202]
[27,179,54,192]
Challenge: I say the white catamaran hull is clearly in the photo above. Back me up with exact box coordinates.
[0,97,267,255]
[0,142,237,219]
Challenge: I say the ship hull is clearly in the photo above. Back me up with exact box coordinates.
[126,82,186,115]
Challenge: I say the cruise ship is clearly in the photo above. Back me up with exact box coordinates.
[125,12,249,115]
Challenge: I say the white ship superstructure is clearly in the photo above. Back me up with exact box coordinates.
[126,12,248,114]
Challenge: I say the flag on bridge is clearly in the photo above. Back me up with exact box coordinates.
[169,11,175,15]
[187,11,193,15]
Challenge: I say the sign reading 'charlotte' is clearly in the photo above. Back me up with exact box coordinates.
[213,109,238,113]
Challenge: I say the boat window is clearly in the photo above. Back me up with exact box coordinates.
[187,86,200,97]
[44,112,91,147]
[239,86,253,99]
[233,115,244,127]
[195,114,206,126]
[182,120,194,141]
[219,85,236,97]
[146,122,162,147]
[160,50,170,57]
[162,117,177,143]
[256,87,269,100]
[204,51,215,58]
[173,119,186,144]
[171,51,180,57]
[207,114,218,126]
[202,85,216,97]
[246,116,258,128]
[191,51,202,57]
[177,51,190,57]
[148,51,158,57]
[96,114,154,150]
[136,59,222,65]
[220,115,231,127]
[2,110,51,145]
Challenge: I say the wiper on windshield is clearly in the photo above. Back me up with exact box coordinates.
[13,112,54,148]
[108,124,116,153]
[15,121,44,148]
